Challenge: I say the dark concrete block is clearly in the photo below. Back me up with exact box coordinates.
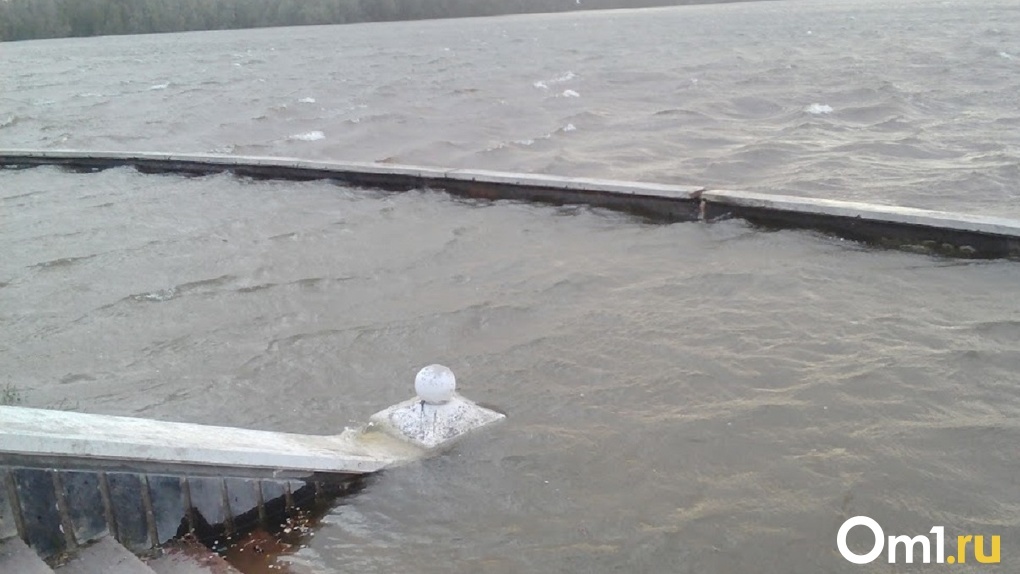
[0,469,18,540]
[59,471,109,545]
[12,468,65,558]
[224,478,258,521]
[106,473,151,551]
[185,477,227,527]
[147,475,187,545]
[259,481,285,506]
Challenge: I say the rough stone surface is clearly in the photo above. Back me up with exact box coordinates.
[54,537,157,574]
[369,394,505,450]
[0,536,54,574]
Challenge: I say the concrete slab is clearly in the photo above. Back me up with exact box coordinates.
[0,470,18,540]
[186,478,228,531]
[147,540,241,574]
[146,476,186,545]
[447,168,703,199]
[106,473,151,551]
[0,406,397,478]
[58,471,109,546]
[223,479,258,528]
[0,536,54,574]
[54,537,156,574]
[701,189,1020,258]
[13,468,66,558]
[701,189,1020,238]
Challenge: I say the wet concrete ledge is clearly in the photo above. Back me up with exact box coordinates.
[0,406,391,479]
[2,149,1019,259]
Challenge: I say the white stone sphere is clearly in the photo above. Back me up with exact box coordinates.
[415,364,456,404]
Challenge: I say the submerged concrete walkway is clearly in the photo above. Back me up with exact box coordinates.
[2,149,1020,259]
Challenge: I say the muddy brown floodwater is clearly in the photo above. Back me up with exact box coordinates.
[3,0,1020,571]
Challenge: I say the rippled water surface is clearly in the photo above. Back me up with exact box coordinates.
[3,0,1020,572]
[3,0,1020,213]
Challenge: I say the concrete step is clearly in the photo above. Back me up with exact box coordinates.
[54,537,157,574]
[147,540,241,574]
[0,536,54,574]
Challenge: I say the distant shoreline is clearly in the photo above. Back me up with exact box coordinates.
[0,0,763,43]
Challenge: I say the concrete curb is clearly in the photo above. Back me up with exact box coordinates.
[2,149,1018,258]
[701,190,1020,258]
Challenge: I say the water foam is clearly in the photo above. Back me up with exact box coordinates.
[534,71,575,90]
[289,131,325,141]
[148,83,169,90]
[298,97,316,103]
[806,103,834,114]
[562,89,580,98]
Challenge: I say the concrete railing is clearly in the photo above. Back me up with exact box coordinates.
[3,149,1020,259]
[0,365,503,560]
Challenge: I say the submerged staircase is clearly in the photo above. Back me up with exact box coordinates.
[0,365,505,573]
[0,462,349,573]
[2,535,243,574]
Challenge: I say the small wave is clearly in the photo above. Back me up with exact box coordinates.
[0,115,15,129]
[298,97,316,103]
[1000,52,1014,60]
[805,103,833,114]
[237,283,276,294]
[148,83,169,90]
[563,123,577,132]
[562,89,580,98]
[533,71,575,90]
[131,287,177,302]
[30,255,95,269]
[289,131,325,141]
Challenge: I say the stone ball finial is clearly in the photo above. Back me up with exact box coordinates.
[415,364,456,405]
